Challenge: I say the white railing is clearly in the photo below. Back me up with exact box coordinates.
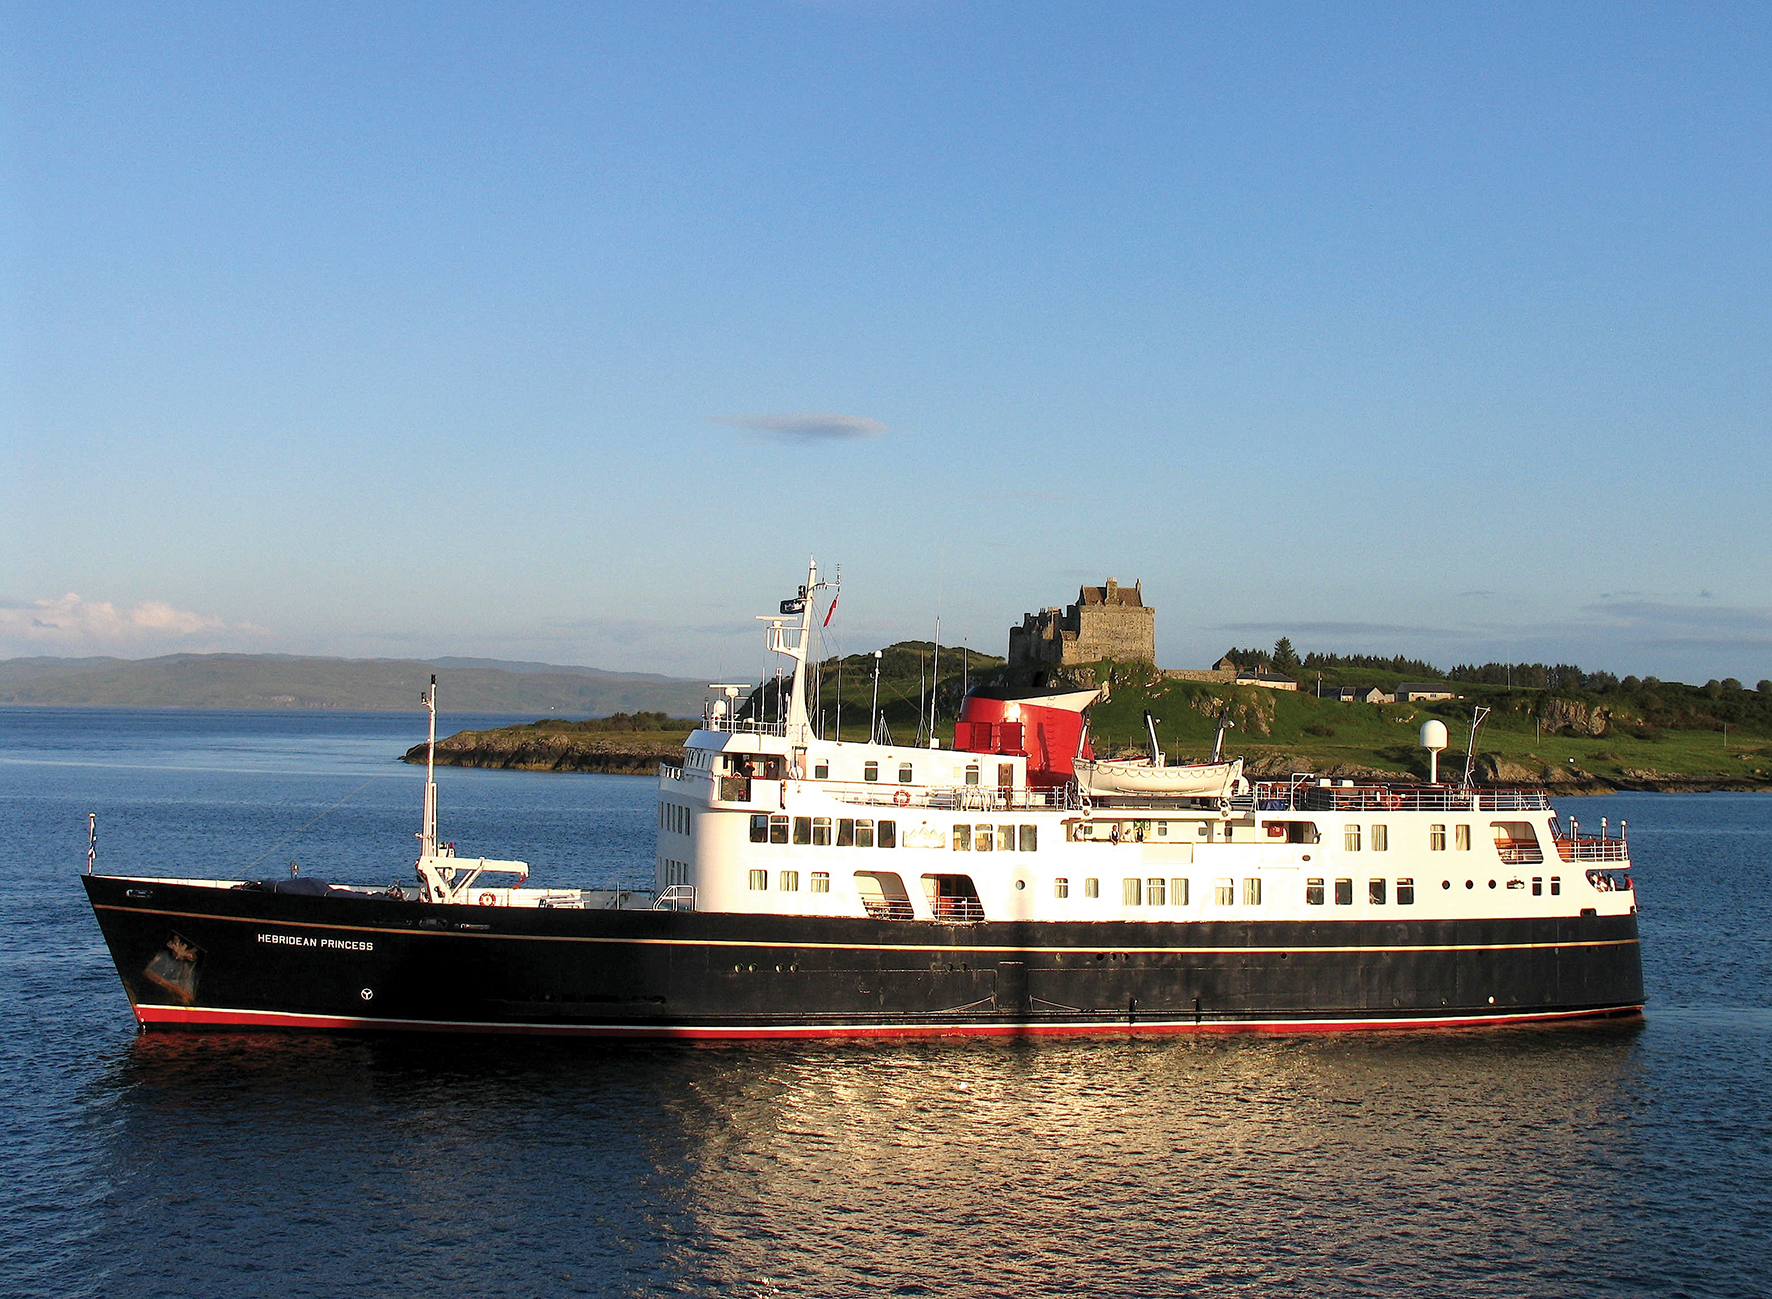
[817,782,1083,813]
[704,716,788,737]
[1254,781,1553,814]
[652,885,697,911]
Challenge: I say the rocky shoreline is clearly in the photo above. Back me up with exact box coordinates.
[401,728,688,775]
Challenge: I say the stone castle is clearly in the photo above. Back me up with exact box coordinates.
[1008,578,1156,666]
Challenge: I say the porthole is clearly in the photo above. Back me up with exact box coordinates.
[1015,879,1026,891]
[1465,880,1474,890]
[1488,879,1497,890]
[1442,880,1451,890]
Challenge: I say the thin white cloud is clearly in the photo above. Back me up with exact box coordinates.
[0,593,267,655]
[706,411,888,441]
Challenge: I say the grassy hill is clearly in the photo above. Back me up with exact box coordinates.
[1078,663,1772,791]
[405,643,1771,790]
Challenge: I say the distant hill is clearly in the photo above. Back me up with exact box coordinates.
[0,653,715,716]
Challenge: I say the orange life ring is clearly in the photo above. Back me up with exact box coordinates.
[893,788,911,807]
[477,891,497,907]
[1379,791,1402,811]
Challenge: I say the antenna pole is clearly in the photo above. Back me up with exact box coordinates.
[871,649,882,744]
[930,620,941,740]
[419,675,439,858]
[1462,705,1491,789]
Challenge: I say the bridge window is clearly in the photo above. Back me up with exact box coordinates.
[1369,878,1386,905]
[965,764,980,787]
[749,814,769,844]
[1306,878,1325,905]
[1172,878,1190,906]
[864,761,879,782]
[1146,878,1166,906]
[1397,878,1414,905]
[1054,877,1070,898]
[1244,878,1262,906]
[838,819,855,847]
[1334,878,1353,905]
[1372,824,1388,852]
[1084,877,1099,898]
[810,872,829,893]
[1429,824,1446,851]
[812,817,832,846]
[855,819,875,849]
[1020,825,1038,852]
[1122,878,1142,906]
[748,869,767,891]
[793,817,811,846]
[779,870,799,892]
[769,815,789,845]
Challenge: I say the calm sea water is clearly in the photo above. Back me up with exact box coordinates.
[2,707,1769,1299]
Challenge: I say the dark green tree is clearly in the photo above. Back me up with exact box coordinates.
[1271,637,1302,676]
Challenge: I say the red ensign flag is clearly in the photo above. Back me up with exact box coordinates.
[823,595,839,626]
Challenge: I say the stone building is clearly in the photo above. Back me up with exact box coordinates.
[1008,578,1156,666]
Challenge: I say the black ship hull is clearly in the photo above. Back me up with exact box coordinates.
[84,875,1645,1038]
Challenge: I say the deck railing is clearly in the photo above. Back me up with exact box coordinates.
[1557,837,1630,862]
[820,782,1089,813]
[1253,780,1553,814]
[704,716,788,737]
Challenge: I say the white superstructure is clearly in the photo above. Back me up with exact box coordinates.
[658,563,1637,929]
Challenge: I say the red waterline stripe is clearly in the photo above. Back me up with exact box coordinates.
[133,1003,1642,1039]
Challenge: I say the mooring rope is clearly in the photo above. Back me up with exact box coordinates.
[240,775,380,875]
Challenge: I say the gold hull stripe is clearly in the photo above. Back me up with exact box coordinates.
[95,903,1638,957]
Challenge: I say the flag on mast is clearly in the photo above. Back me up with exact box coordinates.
[823,594,839,627]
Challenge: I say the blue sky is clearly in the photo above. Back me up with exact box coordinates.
[4,2,1769,683]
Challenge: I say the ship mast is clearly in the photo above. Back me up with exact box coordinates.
[419,674,438,859]
[760,558,825,748]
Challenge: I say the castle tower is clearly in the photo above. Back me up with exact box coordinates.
[1008,578,1155,666]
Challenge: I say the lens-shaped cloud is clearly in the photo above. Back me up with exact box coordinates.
[706,411,888,440]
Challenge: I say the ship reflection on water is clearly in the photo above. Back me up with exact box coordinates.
[94,1023,1649,1296]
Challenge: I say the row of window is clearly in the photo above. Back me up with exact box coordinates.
[660,858,690,887]
[749,869,834,892]
[659,803,691,835]
[1307,877,1416,906]
[740,868,1572,906]
[1303,875,1563,904]
[749,815,1041,853]
[1088,877,1263,907]
[751,815,898,847]
[808,760,1010,787]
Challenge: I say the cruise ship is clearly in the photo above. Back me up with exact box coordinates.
[83,563,1644,1037]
